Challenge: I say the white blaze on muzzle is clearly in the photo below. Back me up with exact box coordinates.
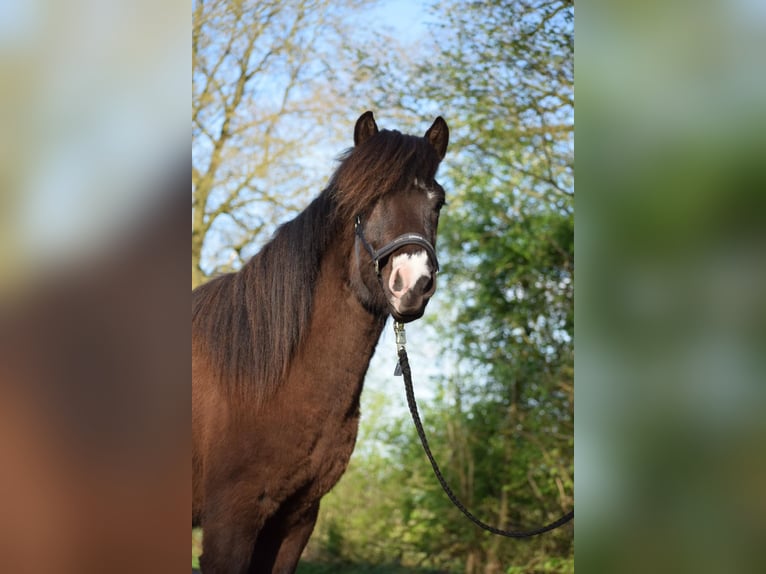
[388,251,432,298]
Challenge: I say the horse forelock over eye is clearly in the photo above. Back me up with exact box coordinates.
[413,177,429,190]
[412,177,439,201]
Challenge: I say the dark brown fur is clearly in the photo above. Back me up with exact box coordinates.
[192,112,448,573]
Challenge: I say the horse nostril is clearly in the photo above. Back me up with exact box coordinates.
[390,269,404,294]
[423,275,433,294]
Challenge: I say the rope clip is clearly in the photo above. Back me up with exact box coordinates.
[393,321,406,376]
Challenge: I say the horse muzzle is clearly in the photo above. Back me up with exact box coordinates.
[385,249,437,322]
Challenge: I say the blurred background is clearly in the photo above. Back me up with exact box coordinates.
[0,0,187,573]
[2,0,764,572]
[576,1,766,572]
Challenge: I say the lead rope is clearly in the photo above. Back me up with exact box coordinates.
[393,321,574,538]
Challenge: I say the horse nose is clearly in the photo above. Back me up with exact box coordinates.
[389,251,436,298]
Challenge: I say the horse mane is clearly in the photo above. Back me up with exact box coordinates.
[192,128,442,403]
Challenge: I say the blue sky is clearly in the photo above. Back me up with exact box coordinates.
[362,0,430,41]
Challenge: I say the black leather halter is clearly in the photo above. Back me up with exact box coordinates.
[354,215,439,276]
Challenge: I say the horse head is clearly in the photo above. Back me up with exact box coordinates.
[349,111,449,323]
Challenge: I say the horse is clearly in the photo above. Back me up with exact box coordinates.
[192,111,449,573]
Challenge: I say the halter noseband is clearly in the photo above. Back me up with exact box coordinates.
[354,215,439,276]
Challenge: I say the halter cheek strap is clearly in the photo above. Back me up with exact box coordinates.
[354,215,439,276]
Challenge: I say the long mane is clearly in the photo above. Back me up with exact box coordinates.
[192,128,442,403]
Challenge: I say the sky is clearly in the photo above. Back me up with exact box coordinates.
[365,0,430,39]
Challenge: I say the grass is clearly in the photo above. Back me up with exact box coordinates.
[192,528,203,570]
[297,563,447,574]
[193,528,446,573]
[193,559,441,573]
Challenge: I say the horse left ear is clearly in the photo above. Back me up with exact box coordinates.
[354,111,379,146]
[425,116,449,160]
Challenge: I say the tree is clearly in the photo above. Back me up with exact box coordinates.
[192,0,377,288]
[419,1,574,571]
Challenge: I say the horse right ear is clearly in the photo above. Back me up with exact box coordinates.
[354,111,379,146]
[425,116,449,160]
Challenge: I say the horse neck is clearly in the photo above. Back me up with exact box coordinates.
[288,234,387,404]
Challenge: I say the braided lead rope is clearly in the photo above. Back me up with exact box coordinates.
[395,324,573,538]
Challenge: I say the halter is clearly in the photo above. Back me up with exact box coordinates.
[354,215,439,276]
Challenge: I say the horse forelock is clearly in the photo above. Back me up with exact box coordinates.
[330,129,442,223]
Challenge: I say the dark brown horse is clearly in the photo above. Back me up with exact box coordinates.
[192,111,449,573]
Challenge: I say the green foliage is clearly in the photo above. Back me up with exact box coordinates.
[192,528,202,569]
[416,0,574,570]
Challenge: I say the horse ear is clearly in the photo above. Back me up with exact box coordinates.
[425,116,449,160]
[354,111,379,146]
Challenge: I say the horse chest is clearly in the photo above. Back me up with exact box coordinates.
[291,394,360,486]
[274,341,369,484]
[244,376,361,495]
[309,411,360,482]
